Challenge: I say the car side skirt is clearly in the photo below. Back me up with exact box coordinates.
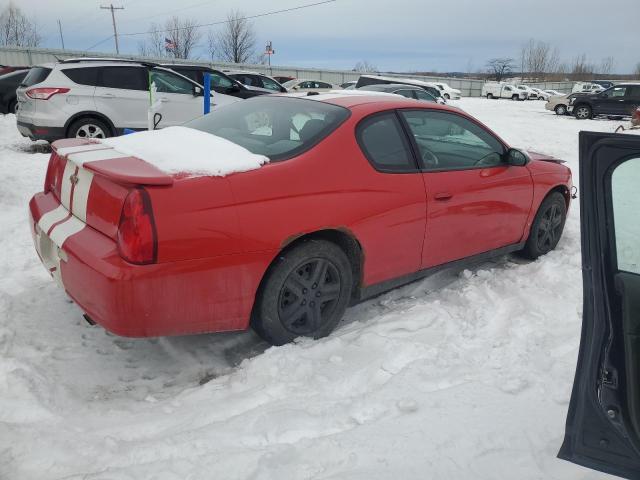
[357,242,526,302]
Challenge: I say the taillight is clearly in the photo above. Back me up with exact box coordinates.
[117,188,157,265]
[25,87,70,100]
[43,152,66,198]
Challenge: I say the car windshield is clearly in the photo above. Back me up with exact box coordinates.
[185,96,350,161]
[282,79,298,88]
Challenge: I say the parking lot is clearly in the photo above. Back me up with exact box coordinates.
[1,98,632,479]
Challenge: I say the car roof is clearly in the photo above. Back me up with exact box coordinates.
[281,91,454,109]
[358,74,438,88]
[360,83,424,92]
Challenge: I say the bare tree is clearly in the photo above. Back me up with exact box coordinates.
[0,2,40,47]
[486,58,514,81]
[138,17,200,59]
[353,60,377,72]
[570,53,595,81]
[164,16,200,59]
[520,39,560,80]
[138,22,166,58]
[207,29,216,61]
[635,62,640,80]
[599,56,614,76]
[215,10,256,64]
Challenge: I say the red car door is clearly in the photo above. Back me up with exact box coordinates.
[399,109,533,268]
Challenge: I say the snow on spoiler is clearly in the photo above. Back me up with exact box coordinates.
[52,139,174,186]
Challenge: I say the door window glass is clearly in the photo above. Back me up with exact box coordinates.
[357,112,415,172]
[415,90,435,102]
[150,69,194,94]
[260,76,282,91]
[608,86,627,98]
[625,86,640,98]
[395,89,416,99]
[612,157,640,274]
[100,67,147,90]
[401,110,505,171]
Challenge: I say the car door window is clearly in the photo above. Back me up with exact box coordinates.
[414,90,434,102]
[260,76,282,92]
[625,86,640,98]
[607,86,627,97]
[357,112,416,172]
[400,110,505,171]
[612,157,640,274]
[318,82,333,89]
[100,67,147,90]
[395,89,416,99]
[150,70,193,94]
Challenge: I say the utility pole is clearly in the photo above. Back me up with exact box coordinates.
[100,4,124,54]
[57,19,65,50]
[265,41,275,76]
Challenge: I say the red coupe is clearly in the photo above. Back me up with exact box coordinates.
[29,93,572,345]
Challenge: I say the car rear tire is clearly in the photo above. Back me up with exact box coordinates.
[512,95,519,101]
[252,239,353,346]
[68,117,111,139]
[444,93,450,100]
[8,99,17,114]
[574,105,592,120]
[555,104,567,115]
[520,192,567,259]
[486,93,493,99]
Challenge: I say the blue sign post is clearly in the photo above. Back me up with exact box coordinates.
[203,72,211,115]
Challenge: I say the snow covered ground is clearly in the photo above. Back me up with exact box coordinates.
[0,99,631,480]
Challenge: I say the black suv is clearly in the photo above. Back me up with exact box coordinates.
[572,83,640,120]
[161,64,268,99]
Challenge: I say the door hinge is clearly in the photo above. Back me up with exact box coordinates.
[601,368,618,388]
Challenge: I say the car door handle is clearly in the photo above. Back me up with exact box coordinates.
[434,192,453,201]
[99,93,115,98]
[159,98,169,103]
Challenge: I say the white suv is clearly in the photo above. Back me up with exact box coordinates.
[432,82,462,100]
[16,59,239,142]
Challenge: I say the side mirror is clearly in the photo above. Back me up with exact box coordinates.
[506,148,528,167]
[193,86,203,96]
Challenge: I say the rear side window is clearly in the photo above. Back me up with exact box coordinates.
[21,67,52,87]
[395,89,416,99]
[100,67,147,91]
[625,86,640,98]
[62,67,99,86]
[357,112,415,172]
[185,96,350,161]
[171,67,199,83]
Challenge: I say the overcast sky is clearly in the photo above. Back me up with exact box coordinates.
[15,0,639,73]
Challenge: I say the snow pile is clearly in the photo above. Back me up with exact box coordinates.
[101,126,269,176]
[0,103,625,479]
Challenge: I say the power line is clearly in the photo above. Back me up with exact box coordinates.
[119,0,337,37]
[100,4,125,53]
[120,0,215,24]
[87,35,115,51]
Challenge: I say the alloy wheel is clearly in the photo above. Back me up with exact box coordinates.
[575,106,591,119]
[537,203,563,252]
[278,257,342,335]
[76,124,106,139]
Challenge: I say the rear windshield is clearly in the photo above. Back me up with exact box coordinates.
[21,67,52,87]
[185,96,350,161]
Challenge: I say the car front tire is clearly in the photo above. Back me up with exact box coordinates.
[252,239,353,346]
[574,105,592,120]
[555,104,567,115]
[520,192,567,259]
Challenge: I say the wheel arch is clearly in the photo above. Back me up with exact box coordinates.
[64,111,117,138]
[253,228,364,315]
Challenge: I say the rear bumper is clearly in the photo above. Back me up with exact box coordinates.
[29,192,272,337]
[17,121,65,142]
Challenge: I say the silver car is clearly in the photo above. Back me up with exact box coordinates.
[16,59,239,142]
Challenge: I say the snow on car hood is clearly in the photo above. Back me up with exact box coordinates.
[100,126,269,177]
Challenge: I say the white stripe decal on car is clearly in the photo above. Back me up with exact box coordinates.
[72,168,94,222]
[68,148,127,166]
[49,215,85,247]
[56,143,112,157]
[60,161,76,210]
[38,205,69,233]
